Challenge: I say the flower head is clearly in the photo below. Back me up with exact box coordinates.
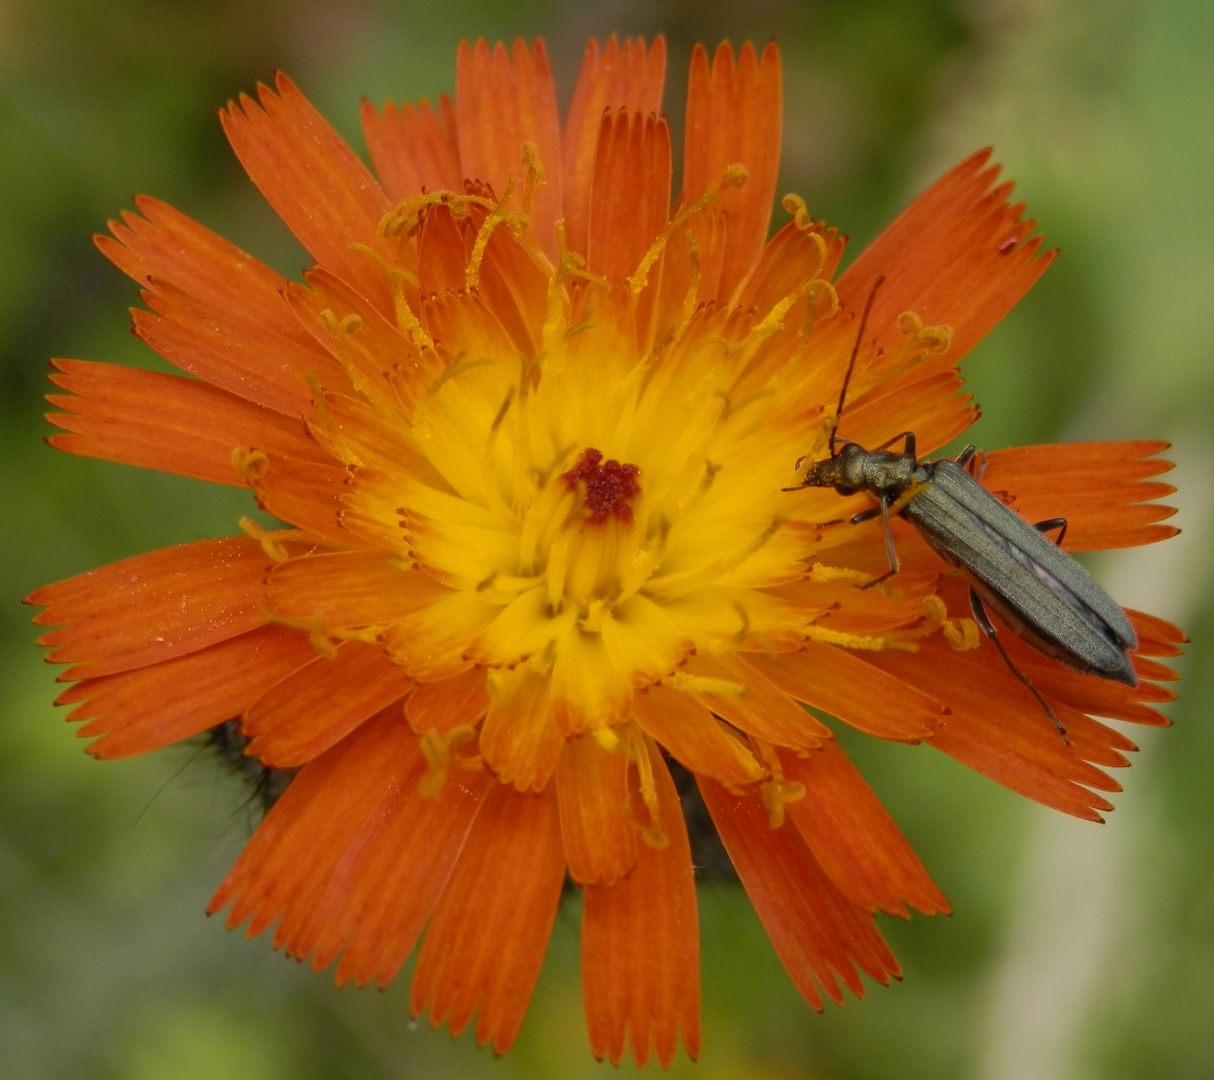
[30,36,1184,1066]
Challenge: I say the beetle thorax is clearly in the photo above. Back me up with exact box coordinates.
[802,442,916,497]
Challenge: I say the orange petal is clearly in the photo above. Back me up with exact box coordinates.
[562,35,666,257]
[58,625,317,759]
[830,149,1055,373]
[681,41,782,302]
[415,201,473,295]
[220,73,396,319]
[835,365,978,458]
[243,641,414,767]
[46,359,328,486]
[210,703,414,931]
[930,574,1176,729]
[325,761,493,990]
[631,684,765,786]
[977,440,1178,551]
[586,109,672,283]
[269,550,447,628]
[284,266,438,418]
[406,667,490,736]
[582,743,700,1067]
[556,733,637,885]
[734,218,845,316]
[360,94,462,201]
[381,590,498,681]
[99,197,345,414]
[479,668,563,793]
[867,643,1124,822]
[411,782,565,1052]
[467,587,579,669]
[210,707,492,989]
[308,391,439,480]
[680,652,831,749]
[698,775,900,1010]
[129,296,349,421]
[1127,608,1188,657]
[30,537,269,680]
[467,203,550,356]
[250,458,354,546]
[778,743,949,917]
[456,38,564,262]
[745,644,944,742]
[550,628,634,737]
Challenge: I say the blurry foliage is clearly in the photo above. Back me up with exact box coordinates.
[1,0,1211,1077]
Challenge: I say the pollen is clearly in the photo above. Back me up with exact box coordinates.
[561,448,641,524]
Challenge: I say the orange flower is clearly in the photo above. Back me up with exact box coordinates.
[29,36,1184,1066]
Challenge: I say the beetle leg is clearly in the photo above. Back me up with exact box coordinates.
[1034,517,1069,546]
[849,505,882,525]
[873,431,917,457]
[955,444,978,469]
[968,589,1070,744]
[860,496,900,590]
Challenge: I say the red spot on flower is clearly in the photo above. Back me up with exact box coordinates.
[562,448,641,523]
[998,236,1020,254]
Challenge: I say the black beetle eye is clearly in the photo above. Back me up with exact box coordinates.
[836,484,857,496]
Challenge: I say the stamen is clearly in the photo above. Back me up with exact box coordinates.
[520,142,546,218]
[466,175,522,290]
[231,448,269,482]
[887,477,933,517]
[759,775,805,829]
[896,311,953,356]
[378,191,494,239]
[617,725,667,849]
[670,672,746,698]
[803,624,917,652]
[262,609,341,659]
[417,724,479,798]
[781,193,820,233]
[628,163,748,297]
[915,595,981,650]
[808,563,874,585]
[238,516,299,563]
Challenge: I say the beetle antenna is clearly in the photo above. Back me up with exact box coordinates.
[830,274,885,457]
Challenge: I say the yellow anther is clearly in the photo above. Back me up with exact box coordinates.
[887,478,932,517]
[629,162,746,297]
[231,448,269,482]
[238,516,297,563]
[378,191,493,239]
[467,175,522,290]
[782,192,810,228]
[319,310,362,340]
[394,296,433,352]
[914,594,981,651]
[896,310,953,355]
[619,725,668,849]
[520,142,546,218]
[809,563,873,585]
[262,609,340,659]
[759,777,805,829]
[591,724,621,752]
[804,624,917,652]
[721,163,749,189]
[417,724,479,798]
[943,617,982,651]
[671,673,748,699]
[750,740,802,828]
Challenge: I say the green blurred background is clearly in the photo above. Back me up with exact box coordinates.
[2,0,1211,1076]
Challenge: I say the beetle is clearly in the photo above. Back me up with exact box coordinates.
[788,278,1137,742]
